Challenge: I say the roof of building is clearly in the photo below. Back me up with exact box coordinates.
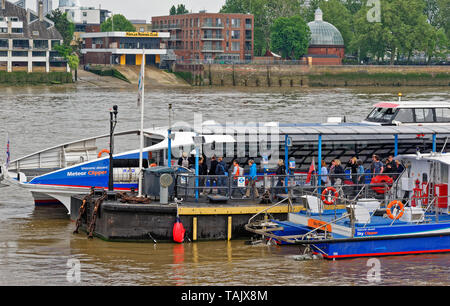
[0,0,63,40]
[307,8,344,47]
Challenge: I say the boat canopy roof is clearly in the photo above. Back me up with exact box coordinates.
[197,123,450,137]
[373,101,450,109]
[397,152,450,166]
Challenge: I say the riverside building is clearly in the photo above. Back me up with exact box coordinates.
[151,11,254,62]
[80,31,169,66]
[0,0,68,73]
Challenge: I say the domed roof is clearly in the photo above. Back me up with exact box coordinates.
[307,8,344,46]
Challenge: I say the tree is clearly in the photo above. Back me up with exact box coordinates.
[54,44,79,80]
[101,14,136,32]
[46,9,75,46]
[320,0,355,53]
[220,0,303,56]
[170,5,177,15]
[176,4,189,15]
[270,15,310,59]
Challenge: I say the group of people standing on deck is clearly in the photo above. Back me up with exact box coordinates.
[177,153,264,198]
[319,154,404,187]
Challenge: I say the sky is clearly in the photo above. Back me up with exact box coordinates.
[30,0,226,21]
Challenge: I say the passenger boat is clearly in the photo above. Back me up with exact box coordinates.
[1,98,450,214]
[245,152,450,259]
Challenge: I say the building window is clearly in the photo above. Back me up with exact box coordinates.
[0,28,8,33]
[231,30,240,39]
[231,19,241,28]
[0,51,7,56]
[32,51,46,57]
[0,39,8,48]
[11,28,23,34]
[13,40,29,49]
[83,12,87,17]
[231,42,240,51]
[33,40,49,49]
[12,51,27,57]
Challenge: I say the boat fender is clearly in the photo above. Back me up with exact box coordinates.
[386,200,405,220]
[98,149,110,158]
[321,187,338,205]
[173,216,186,243]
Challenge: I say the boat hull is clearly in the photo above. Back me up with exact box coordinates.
[312,233,450,259]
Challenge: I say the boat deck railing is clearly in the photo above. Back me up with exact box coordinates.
[173,171,405,204]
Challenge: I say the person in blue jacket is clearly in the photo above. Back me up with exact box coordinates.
[245,159,259,198]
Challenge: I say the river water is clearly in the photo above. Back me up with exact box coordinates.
[0,85,449,286]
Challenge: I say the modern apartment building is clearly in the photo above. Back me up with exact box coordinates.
[152,12,254,62]
[0,0,67,73]
[80,31,169,66]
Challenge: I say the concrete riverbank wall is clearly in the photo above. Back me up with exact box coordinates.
[174,64,450,87]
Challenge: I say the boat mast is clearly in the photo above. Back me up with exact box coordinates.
[138,50,145,197]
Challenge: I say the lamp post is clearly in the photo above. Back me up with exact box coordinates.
[108,105,118,191]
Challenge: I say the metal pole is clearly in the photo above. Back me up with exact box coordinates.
[394,134,398,156]
[318,134,322,189]
[168,103,172,167]
[138,51,145,197]
[108,111,114,191]
[195,144,199,202]
[108,106,118,192]
[432,134,437,153]
[284,134,289,192]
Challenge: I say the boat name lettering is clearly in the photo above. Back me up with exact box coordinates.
[67,171,87,176]
[88,170,107,176]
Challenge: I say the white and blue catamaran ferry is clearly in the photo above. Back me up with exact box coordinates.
[1,98,450,218]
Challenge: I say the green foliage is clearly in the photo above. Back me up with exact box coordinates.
[220,0,303,56]
[0,71,72,84]
[46,9,75,46]
[169,4,189,15]
[270,16,310,59]
[221,0,449,64]
[170,5,177,15]
[101,14,136,32]
[176,4,189,15]
[88,66,131,83]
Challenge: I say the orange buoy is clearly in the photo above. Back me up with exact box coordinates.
[386,200,404,220]
[321,187,338,205]
[173,217,185,243]
[98,149,110,158]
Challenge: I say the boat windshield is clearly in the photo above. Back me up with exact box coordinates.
[366,107,396,123]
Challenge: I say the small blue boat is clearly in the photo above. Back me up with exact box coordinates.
[246,152,450,259]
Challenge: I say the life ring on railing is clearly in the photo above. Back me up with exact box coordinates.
[98,149,110,158]
[370,175,394,194]
[321,187,339,205]
[386,200,404,220]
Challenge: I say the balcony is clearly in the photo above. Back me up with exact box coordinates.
[201,22,224,29]
[201,46,224,53]
[201,34,224,41]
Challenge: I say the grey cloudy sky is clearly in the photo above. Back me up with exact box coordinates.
[31,1,226,21]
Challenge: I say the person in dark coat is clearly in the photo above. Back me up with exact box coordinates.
[275,159,286,192]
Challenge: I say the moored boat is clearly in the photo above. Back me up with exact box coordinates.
[245,151,450,259]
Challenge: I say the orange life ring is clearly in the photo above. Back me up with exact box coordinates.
[98,149,110,158]
[321,187,339,205]
[386,200,404,220]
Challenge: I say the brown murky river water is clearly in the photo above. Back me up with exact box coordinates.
[0,85,449,286]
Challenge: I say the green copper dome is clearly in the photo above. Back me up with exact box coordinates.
[307,8,344,46]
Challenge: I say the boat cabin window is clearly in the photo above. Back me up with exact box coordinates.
[394,109,414,123]
[435,108,450,122]
[414,108,434,123]
[366,107,396,123]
